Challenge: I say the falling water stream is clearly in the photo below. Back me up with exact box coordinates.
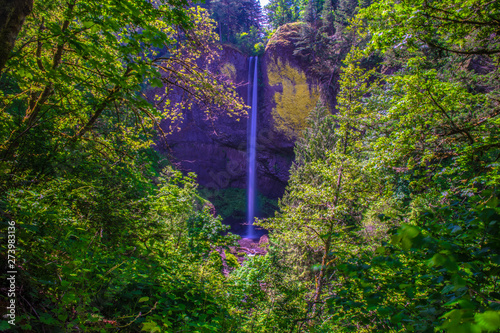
[246,56,258,239]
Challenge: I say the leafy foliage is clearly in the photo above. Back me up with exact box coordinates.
[1,167,239,331]
[233,0,500,331]
[265,0,302,29]
[207,0,264,55]
[1,0,499,332]
[0,1,244,331]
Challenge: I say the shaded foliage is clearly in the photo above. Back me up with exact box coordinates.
[1,0,499,332]
[0,1,244,331]
[206,0,264,55]
[229,0,500,331]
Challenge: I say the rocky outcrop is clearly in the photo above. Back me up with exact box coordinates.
[263,22,320,140]
[154,26,320,221]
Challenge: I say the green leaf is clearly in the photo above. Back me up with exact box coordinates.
[142,321,161,332]
[150,78,163,88]
[442,285,454,294]
[39,313,58,325]
[57,313,68,322]
[475,311,500,331]
[0,321,11,330]
[138,296,150,303]
[452,274,467,289]
[429,253,446,267]
[82,21,94,29]
[403,225,420,239]
[485,197,499,209]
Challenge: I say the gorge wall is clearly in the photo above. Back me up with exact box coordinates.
[153,23,320,224]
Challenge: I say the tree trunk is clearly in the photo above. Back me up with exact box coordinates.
[0,0,33,74]
[312,133,348,315]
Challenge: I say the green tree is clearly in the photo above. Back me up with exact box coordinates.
[320,0,335,33]
[0,1,244,177]
[260,48,377,327]
[0,1,245,331]
[318,0,500,330]
[265,0,301,29]
[209,0,263,48]
[334,0,358,35]
[303,0,318,24]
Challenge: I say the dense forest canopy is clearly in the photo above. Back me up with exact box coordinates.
[198,0,265,55]
[1,0,499,332]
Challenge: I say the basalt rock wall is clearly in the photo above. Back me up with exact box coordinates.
[154,24,320,203]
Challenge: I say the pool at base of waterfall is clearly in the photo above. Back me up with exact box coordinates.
[223,216,268,240]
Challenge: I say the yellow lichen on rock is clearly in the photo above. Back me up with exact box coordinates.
[267,58,319,138]
[220,63,236,80]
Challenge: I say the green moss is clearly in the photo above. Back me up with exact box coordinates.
[267,58,320,139]
[266,22,307,49]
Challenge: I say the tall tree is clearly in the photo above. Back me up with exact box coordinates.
[303,0,318,24]
[334,0,358,34]
[0,0,33,73]
[0,1,244,178]
[320,0,335,33]
[261,48,377,325]
[265,0,301,29]
[209,0,262,44]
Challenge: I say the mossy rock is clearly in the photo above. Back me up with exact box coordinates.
[225,250,240,268]
[267,57,320,139]
[266,22,307,49]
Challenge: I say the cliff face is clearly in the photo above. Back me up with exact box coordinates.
[154,25,320,216]
[263,22,320,140]
[154,45,249,195]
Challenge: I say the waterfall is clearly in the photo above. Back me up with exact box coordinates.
[246,56,258,239]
